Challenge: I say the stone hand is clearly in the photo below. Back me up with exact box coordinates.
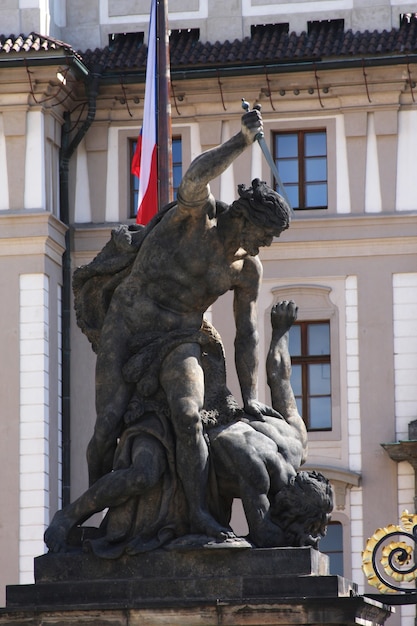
[241,108,263,145]
[111,224,134,251]
[244,398,283,420]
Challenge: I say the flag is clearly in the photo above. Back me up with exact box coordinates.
[131,0,158,225]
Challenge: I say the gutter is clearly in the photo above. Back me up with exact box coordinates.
[60,70,100,506]
[96,53,417,85]
[0,52,89,78]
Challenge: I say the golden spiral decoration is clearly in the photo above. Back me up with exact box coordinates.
[362,511,417,593]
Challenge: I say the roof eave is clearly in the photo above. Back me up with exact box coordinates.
[0,51,90,79]
[95,52,417,84]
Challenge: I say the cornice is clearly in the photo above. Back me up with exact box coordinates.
[261,212,417,261]
[0,211,67,264]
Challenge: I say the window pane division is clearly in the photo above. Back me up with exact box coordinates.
[274,130,327,210]
[288,320,331,430]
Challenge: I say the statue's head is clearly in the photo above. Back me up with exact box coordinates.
[270,471,334,549]
[230,178,291,236]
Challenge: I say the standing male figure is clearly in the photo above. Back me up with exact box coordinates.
[86,107,291,539]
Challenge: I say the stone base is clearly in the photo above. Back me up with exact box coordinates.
[0,547,393,626]
[0,596,393,626]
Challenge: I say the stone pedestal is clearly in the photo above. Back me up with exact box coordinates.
[0,547,393,626]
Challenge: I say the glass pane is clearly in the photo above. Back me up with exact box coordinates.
[289,325,301,356]
[276,133,298,158]
[328,553,344,577]
[173,164,182,189]
[309,363,331,395]
[172,138,182,200]
[172,138,182,161]
[295,396,302,417]
[277,159,298,184]
[305,157,327,182]
[290,364,302,396]
[308,323,330,355]
[282,184,299,209]
[321,521,343,551]
[309,395,332,429]
[305,131,326,156]
[320,523,343,576]
[306,183,327,207]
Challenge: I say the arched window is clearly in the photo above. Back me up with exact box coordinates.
[268,284,340,438]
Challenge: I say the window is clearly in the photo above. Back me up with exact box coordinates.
[289,320,331,431]
[273,130,327,210]
[270,284,340,440]
[319,521,343,576]
[307,19,344,34]
[400,13,417,25]
[129,136,182,217]
[109,32,144,47]
[170,28,200,45]
[251,23,289,37]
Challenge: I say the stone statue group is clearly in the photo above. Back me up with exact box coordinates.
[45,107,333,556]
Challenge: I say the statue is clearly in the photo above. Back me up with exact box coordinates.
[45,301,332,555]
[44,108,333,555]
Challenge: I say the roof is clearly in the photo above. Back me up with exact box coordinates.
[1,17,417,77]
[81,17,417,74]
[0,32,80,58]
[0,32,88,76]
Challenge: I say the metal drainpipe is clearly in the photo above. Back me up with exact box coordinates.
[60,71,100,506]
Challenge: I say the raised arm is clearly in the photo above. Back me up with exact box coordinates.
[177,109,263,212]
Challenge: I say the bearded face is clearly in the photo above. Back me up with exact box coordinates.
[240,222,276,256]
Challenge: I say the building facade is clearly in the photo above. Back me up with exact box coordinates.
[0,2,417,624]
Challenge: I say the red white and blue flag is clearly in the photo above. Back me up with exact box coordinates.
[131,0,158,224]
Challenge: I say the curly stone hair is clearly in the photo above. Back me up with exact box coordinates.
[270,470,334,549]
[229,178,291,235]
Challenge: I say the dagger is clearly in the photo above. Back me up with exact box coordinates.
[241,99,293,212]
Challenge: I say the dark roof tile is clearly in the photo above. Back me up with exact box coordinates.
[2,19,417,73]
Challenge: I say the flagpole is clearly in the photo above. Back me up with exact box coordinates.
[156,0,173,209]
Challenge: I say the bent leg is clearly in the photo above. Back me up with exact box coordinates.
[87,319,133,485]
[45,434,166,553]
[160,342,234,539]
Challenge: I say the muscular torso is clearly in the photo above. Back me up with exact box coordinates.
[108,204,257,335]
